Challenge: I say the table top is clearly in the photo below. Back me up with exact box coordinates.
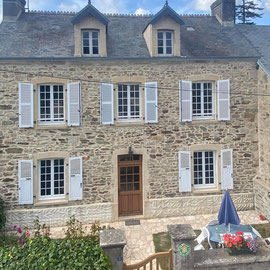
[206,223,258,243]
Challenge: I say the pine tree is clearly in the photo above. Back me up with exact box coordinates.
[236,0,263,24]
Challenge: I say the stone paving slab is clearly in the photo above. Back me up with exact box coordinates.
[48,210,268,265]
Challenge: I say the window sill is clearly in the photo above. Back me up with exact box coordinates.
[189,119,218,124]
[34,199,69,207]
[35,124,68,130]
[114,121,145,127]
[193,187,219,194]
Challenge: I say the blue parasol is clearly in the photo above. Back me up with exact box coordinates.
[218,190,240,226]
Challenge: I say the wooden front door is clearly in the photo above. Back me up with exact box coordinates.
[118,155,143,216]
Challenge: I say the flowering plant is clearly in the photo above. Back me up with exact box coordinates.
[223,232,262,254]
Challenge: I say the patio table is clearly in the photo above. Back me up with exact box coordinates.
[206,223,258,244]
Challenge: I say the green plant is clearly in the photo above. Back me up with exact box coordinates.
[0,197,6,231]
[0,216,111,269]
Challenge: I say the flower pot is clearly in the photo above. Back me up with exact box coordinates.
[227,249,254,256]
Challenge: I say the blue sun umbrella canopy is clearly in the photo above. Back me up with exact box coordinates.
[218,190,240,226]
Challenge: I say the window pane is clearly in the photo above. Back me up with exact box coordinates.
[92,47,99,55]
[39,85,51,122]
[158,47,163,54]
[40,159,51,196]
[82,31,89,39]
[53,159,65,196]
[166,32,172,39]
[53,85,64,122]
[83,47,90,54]
[166,47,172,54]
[92,31,98,39]
[118,85,128,118]
[157,32,163,39]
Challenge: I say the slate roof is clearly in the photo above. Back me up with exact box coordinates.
[238,25,270,75]
[0,11,259,59]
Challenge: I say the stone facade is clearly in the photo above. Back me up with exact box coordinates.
[0,58,258,227]
[254,67,270,220]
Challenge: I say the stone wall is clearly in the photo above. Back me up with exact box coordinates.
[254,178,270,221]
[0,58,258,225]
[258,68,270,187]
[255,68,270,220]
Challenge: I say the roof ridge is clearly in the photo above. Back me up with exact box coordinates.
[104,13,152,17]
[27,10,211,17]
[28,10,76,15]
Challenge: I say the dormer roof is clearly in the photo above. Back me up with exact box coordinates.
[71,3,109,26]
[143,3,185,33]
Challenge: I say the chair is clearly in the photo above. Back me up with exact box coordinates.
[194,227,213,250]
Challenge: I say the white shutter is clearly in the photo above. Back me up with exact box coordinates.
[19,83,33,128]
[221,149,233,190]
[178,151,192,192]
[217,80,230,121]
[67,82,81,126]
[100,83,114,125]
[180,81,192,122]
[18,160,33,204]
[145,82,158,123]
[69,157,83,200]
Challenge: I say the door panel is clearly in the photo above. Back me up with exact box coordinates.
[118,155,143,216]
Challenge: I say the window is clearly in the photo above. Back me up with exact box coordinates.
[192,82,214,119]
[157,31,173,55]
[117,84,140,121]
[39,159,65,199]
[38,84,65,124]
[194,151,216,188]
[82,30,99,55]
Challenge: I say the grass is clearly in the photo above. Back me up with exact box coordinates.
[153,223,270,252]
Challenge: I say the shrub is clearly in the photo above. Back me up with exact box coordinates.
[0,216,111,270]
[0,197,6,231]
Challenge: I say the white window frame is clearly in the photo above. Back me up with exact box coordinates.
[38,84,65,125]
[192,81,215,120]
[157,30,173,56]
[82,30,100,56]
[39,159,66,200]
[117,84,141,122]
[193,150,216,189]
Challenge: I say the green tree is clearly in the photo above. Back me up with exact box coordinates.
[236,0,263,24]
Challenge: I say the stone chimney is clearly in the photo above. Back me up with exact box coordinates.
[3,0,26,21]
[211,0,235,26]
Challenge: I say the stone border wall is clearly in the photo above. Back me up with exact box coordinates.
[254,179,270,221]
[5,193,254,229]
[148,193,254,218]
[5,203,112,229]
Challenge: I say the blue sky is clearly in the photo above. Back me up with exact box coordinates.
[28,0,270,25]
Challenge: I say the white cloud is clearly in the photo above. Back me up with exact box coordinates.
[57,0,85,12]
[134,8,150,15]
[193,0,213,12]
[29,0,50,11]
[264,0,270,11]
[92,0,126,13]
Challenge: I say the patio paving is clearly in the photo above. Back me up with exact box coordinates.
[49,210,268,265]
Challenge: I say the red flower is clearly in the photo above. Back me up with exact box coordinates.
[237,232,243,236]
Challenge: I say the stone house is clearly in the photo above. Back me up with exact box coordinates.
[239,25,270,222]
[0,0,265,228]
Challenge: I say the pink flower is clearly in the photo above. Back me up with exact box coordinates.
[21,239,25,245]
[13,225,17,229]
[17,227,22,234]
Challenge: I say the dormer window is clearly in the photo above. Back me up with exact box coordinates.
[157,31,173,56]
[82,30,99,56]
